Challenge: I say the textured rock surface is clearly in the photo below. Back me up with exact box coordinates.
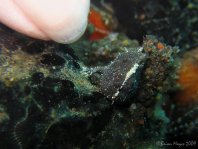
[0,24,182,149]
[0,1,197,148]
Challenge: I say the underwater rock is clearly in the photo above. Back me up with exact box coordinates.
[135,35,180,107]
[1,1,198,148]
[109,0,198,50]
[1,0,198,148]
[166,104,198,141]
[71,33,140,67]
[0,105,9,124]
[1,23,194,148]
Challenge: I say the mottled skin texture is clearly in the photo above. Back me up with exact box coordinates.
[98,50,145,101]
[0,0,90,43]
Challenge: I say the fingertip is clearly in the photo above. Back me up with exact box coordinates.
[14,0,90,44]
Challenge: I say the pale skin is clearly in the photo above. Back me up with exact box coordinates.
[0,0,90,43]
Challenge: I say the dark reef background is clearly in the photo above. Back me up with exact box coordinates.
[0,0,198,149]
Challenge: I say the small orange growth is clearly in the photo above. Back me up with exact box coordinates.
[156,42,165,51]
[136,119,144,125]
[176,49,198,104]
[88,8,109,41]
[138,14,146,21]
